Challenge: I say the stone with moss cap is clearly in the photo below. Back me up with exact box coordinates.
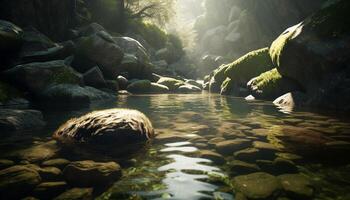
[157,77,185,91]
[247,68,300,100]
[209,64,230,93]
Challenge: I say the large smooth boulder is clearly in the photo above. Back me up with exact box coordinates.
[0,109,45,133]
[247,68,301,100]
[157,77,185,91]
[0,165,41,199]
[53,108,155,146]
[113,36,150,64]
[270,1,350,92]
[177,84,201,93]
[83,66,107,89]
[4,60,82,94]
[0,20,23,69]
[63,160,121,187]
[75,31,124,79]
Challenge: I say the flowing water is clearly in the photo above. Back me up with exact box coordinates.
[1,93,350,200]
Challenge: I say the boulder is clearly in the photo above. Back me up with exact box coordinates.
[75,31,124,79]
[33,181,68,200]
[209,64,229,93]
[150,83,169,93]
[118,53,153,79]
[113,36,150,64]
[185,80,202,89]
[8,141,59,163]
[126,80,151,93]
[273,92,307,110]
[83,66,107,89]
[215,139,251,155]
[177,84,201,93]
[247,68,301,100]
[229,160,260,175]
[232,172,281,199]
[220,77,249,96]
[157,77,185,91]
[224,47,274,86]
[0,165,41,199]
[197,150,225,165]
[117,75,128,90]
[41,159,70,170]
[38,84,114,109]
[4,60,82,94]
[20,27,56,53]
[0,20,23,69]
[53,108,155,146]
[63,160,121,187]
[0,109,45,133]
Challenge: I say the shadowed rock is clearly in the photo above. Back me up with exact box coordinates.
[53,108,155,146]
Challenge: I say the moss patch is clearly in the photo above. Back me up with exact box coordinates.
[224,47,274,85]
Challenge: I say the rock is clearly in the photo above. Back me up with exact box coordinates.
[209,64,229,93]
[185,80,202,89]
[253,141,279,152]
[33,181,68,199]
[118,53,153,79]
[105,80,119,91]
[75,31,124,79]
[232,172,281,199]
[0,109,45,133]
[0,159,14,170]
[9,141,59,163]
[177,84,202,93]
[215,139,251,155]
[257,158,298,175]
[126,80,151,93]
[38,84,113,108]
[157,77,185,91]
[37,167,62,181]
[54,187,93,200]
[21,27,56,53]
[117,75,128,90]
[41,159,70,170]
[150,83,169,93]
[63,160,121,187]
[234,148,276,162]
[278,174,314,199]
[0,20,23,69]
[273,92,307,110]
[198,150,225,165]
[113,36,150,64]
[83,66,107,89]
[224,48,274,86]
[53,108,155,146]
[220,77,249,96]
[0,165,41,199]
[247,68,301,100]
[269,1,350,111]
[4,60,82,94]
[229,160,260,175]
[199,55,227,77]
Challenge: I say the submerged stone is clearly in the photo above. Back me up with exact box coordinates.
[278,174,314,199]
[63,160,121,187]
[215,139,251,155]
[33,181,68,199]
[54,187,93,200]
[53,108,155,146]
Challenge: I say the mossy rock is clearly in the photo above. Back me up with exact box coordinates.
[269,0,350,91]
[247,68,300,100]
[126,80,151,93]
[150,83,169,93]
[157,77,185,91]
[209,64,230,93]
[224,47,274,85]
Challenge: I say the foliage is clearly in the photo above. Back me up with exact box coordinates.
[224,47,274,85]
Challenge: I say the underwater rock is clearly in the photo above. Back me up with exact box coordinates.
[54,187,93,200]
[33,181,68,199]
[229,160,260,175]
[63,160,121,187]
[278,174,314,199]
[0,165,41,199]
[215,139,251,155]
[41,159,70,170]
[232,172,281,199]
[0,109,45,133]
[234,148,276,162]
[198,150,225,165]
[53,108,155,146]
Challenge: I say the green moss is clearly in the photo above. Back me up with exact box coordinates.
[224,47,274,85]
[250,68,282,91]
[157,77,184,91]
[50,68,81,85]
[209,64,230,92]
[220,77,234,95]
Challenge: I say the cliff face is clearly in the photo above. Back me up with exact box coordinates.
[0,0,77,41]
[195,0,326,59]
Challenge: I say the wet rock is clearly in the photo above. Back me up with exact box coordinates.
[198,150,225,165]
[0,159,14,170]
[117,75,128,90]
[9,141,59,163]
[229,160,260,175]
[273,92,307,110]
[253,141,280,152]
[208,137,226,147]
[278,174,314,199]
[33,181,68,200]
[126,80,151,93]
[157,77,185,91]
[155,133,192,143]
[177,84,202,93]
[63,160,121,187]
[54,187,93,200]
[118,54,152,79]
[41,159,70,170]
[113,36,150,64]
[37,167,62,181]
[257,158,298,175]
[0,165,41,199]
[83,66,107,89]
[4,60,82,94]
[0,109,45,133]
[150,83,169,93]
[247,129,269,137]
[53,109,154,146]
[234,148,276,162]
[232,172,281,199]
